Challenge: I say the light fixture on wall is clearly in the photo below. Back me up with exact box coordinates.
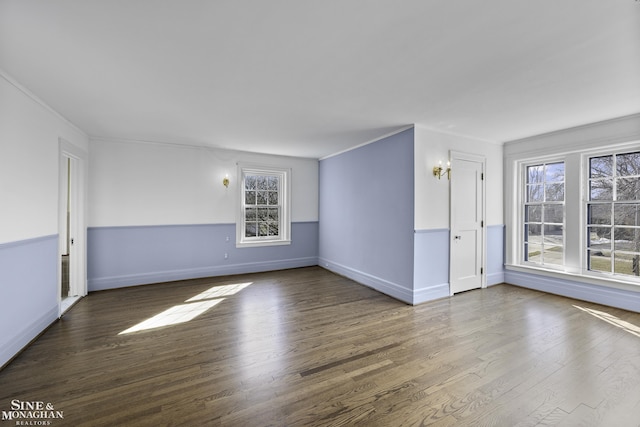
[433,160,451,180]
[223,174,230,188]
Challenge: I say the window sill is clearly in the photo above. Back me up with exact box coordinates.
[505,264,640,293]
[236,239,291,249]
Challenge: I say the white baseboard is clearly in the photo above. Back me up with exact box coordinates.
[1,305,58,369]
[89,257,318,291]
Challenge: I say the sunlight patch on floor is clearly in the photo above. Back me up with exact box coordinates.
[119,282,253,335]
[574,305,640,338]
[119,299,224,334]
[186,282,253,302]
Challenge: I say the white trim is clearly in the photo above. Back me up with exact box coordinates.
[319,125,414,160]
[413,283,450,304]
[58,138,88,317]
[504,113,640,159]
[88,257,318,291]
[505,269,640,313]
[506,264,640,293]
[91,136,318,160]
[415,123,498,146]
[0,306,58,369]
[319,258,414,304]
[236,163,291,248]
[0,68,88,138]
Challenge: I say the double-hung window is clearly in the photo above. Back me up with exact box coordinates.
[587,151,640,277]
[510,138,640,288]
[237,165,291,247]
[523,161,565,267]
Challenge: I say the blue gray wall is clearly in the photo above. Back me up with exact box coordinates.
[319,128,416,302]
[0,236,59,366]
[88,222,318,291]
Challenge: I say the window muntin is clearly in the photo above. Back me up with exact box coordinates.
[524,161,565,266]
[237,165,290,247]
[587,151,640,277]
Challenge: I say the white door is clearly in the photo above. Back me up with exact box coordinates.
[450,152,485,294]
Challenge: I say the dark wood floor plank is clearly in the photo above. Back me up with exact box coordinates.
[1,266,639,426]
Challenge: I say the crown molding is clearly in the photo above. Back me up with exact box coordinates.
[320,125,415,161]
[0,68,88,139]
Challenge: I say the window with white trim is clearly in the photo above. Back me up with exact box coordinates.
[587,151,640,277]
[237,165,291,247]
[523,161,565,267]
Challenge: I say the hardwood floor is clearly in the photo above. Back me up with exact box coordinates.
[1,266,640,426]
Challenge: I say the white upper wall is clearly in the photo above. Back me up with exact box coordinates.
[0,71,88,244]
[414,126,503,230]
[89,139,318,227]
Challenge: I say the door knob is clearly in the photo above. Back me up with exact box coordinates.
[454,235,461,240]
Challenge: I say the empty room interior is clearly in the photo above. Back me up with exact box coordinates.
[1,1,640,426]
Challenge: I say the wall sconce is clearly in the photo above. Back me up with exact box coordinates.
[222,174,230,188]
[433,160,451,180]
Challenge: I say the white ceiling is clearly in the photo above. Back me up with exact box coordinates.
[1,1,639,159]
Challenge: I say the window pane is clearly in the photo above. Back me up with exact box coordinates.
[258,223,269,237]
[524,243,542,264]
[615,204,640,226]
[616,152,640,177]
[268,222,279,236]
[245,191,256,205]
[590,156,612,178]
[614,227,640,252]
[588,250,611,273]
[545,183,564,201]
[544,225,563,265]
[245,207,257,221]
[257,208,268,221]
[526,223,541,243]
[613,253,639,276]
[527,184,543,202]
[588,204,611,225]
[545,162,564,183]
[616,177,640,201]
[544,205,563,223]
[526,205,542,222]
[268,207,279,221]
[268,191,278,205]
[544,224,563,240]
[256,191,267,205]
[245,223,257,237]
[588,226,611,250]
[257,176,268,190]
[267,176,279,191]
[245,176,257,190]
[590,179,613,200]
[526,243,542,262]
[527,165,544,184]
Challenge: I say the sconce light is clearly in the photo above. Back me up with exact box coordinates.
[433,160,451,180]
[222,174,230,188]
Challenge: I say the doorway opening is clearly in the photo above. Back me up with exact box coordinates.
[61,157,71,301]
[59,139,87,315]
